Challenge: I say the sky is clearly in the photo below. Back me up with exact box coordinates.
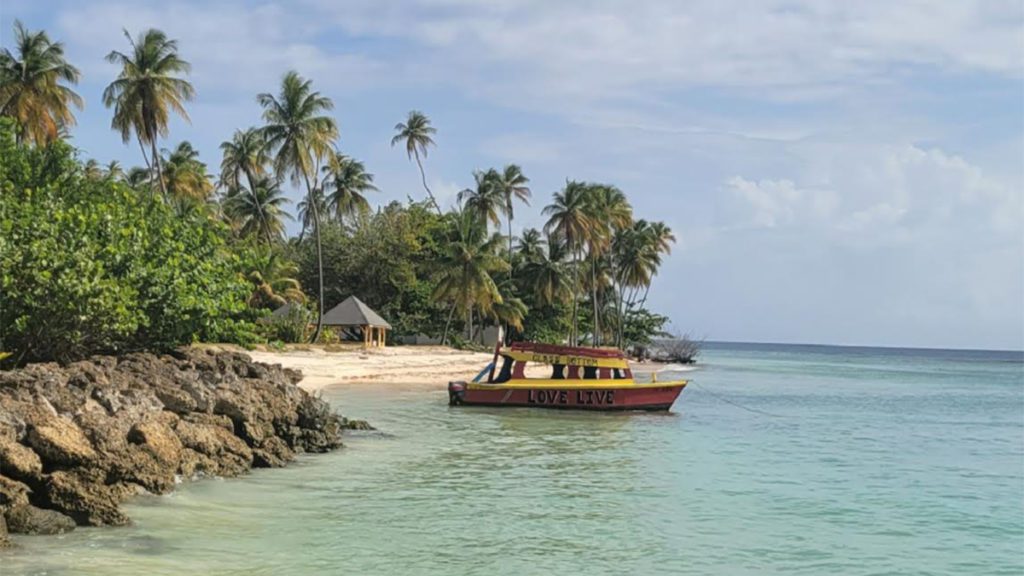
[2,0,1022,350]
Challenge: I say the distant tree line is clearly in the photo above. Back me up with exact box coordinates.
[0,21,677,364]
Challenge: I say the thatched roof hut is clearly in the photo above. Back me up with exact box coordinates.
[322,296,391,347]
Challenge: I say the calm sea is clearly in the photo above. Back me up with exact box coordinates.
[4,343,1023,575]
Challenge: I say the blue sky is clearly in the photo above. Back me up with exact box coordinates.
[3,0,1022,350]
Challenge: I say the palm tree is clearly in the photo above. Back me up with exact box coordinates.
[391,110,440,213]
[103,28,194,198]
[219,127,268,191]
[161,141,213,201]
[83,159,104,180]
[543,181,598,346]
[635,221,675,309]
[521,232,571,308]
[224,176,292,242]
[491,165,531,272]
[483,295,528,343]
[583,184,632,345]
[125,165,151,190]
[258,70,338,342]
[457,169,504,230]
[516,228,545,264]
[220,128,273,242]
[104,160,124,182]
[0,21,83,146]
[611,219,673,347]
[321,152,378,222]
[247,247,306,309]
[433,210,509,343]
[296,187,328,240]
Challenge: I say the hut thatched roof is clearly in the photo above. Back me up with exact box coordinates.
[321,296,391,329]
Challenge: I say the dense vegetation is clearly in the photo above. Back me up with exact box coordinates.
[0,22,678,365]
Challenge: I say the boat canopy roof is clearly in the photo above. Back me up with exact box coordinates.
[508,342,625,359]
[504,342,628,369]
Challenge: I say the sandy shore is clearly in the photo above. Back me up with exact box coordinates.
[197,344,671,392]
[231,345,493,391]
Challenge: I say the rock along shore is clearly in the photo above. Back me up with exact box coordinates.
[0,349,357,546]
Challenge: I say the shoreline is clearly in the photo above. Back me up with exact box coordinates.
[199,344,679,393]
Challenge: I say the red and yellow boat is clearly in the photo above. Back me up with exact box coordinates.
[448,342,687,411]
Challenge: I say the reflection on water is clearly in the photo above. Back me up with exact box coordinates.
[3,347,1022,575]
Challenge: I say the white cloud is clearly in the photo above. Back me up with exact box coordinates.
[725,144,1022,242]
[309,0,1023,106]
[726,177,838,228]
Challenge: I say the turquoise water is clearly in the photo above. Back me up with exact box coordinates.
[4,343,1023,575]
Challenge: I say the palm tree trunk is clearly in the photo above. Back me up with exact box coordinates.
[150,139,168,200]
[415,152,442,215]
[505,213,514,344]
[136,137,152,175]
[507,214,514,276]
[591,257,601,347]
[570,244,580,347]
[638,281,653,310]
[442,304,456,345]
[303,173,325,344]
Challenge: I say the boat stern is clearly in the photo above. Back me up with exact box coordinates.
[448,381,467,406]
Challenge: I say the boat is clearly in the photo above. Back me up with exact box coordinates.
[448,342,687,411]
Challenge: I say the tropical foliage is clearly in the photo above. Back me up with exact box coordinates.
[103,28,194,198]
[0,119,254,364]
[0,21,82,146]
[0,22,681,363]
[257,71,338,342]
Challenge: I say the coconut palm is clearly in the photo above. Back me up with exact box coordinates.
[321,152,378,222]
[611,219,672,346]
[635,221,675,309]
[225,176,292,243]
[391,110,440,213]
[83,159,104,180]
[161,141,213,201]
[490,164,531,271]
[296,187,328,240]
[219,127,268,191]
[104,160,124,182]
[125,166,151,190]
[583,184,632,345]
[0,21,83,146]
[103,28,195,198]
[257,70,338,343]
[516,228,545,264]
[247,247,306,309]
[543,181,598,346]
[219,128,273,242]
[433,210,509,343]
[483,294,528,341]
[457,169,504,230]
[521,232,571,308]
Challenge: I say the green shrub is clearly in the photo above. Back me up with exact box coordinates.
[0,119,257,364]
[257,304,311,344]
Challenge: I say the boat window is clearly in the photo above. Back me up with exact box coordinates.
[493,356,514,383]
[613,368,625,380]
[583,366,598,379]
[552,364,565,379]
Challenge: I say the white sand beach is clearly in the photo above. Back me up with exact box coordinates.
[198,344,669,392]
[241,345,493,391]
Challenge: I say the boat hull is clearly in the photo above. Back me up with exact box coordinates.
[448,381,686,411]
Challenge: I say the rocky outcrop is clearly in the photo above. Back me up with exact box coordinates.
[0,349,348,543]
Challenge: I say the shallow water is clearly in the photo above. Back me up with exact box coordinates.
[4,343,1023,575]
